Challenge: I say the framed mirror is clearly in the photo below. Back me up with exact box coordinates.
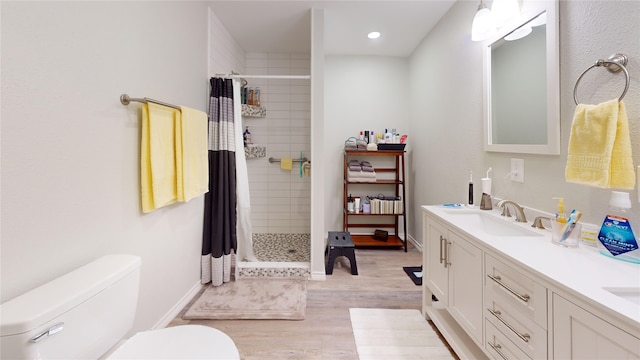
[483,0,559,155]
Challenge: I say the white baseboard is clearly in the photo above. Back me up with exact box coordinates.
[310,270,327,281]
[407,234,422,252]
[152,281,203,330]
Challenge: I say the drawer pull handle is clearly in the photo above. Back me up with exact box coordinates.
[487,308,531,343]
[445,241,452,268]
[439,235,445,264]
[488,341,509,360]
[487,274,530,302]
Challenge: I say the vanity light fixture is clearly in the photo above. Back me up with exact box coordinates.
[529,12,547,27]
[504,24,532,41]
[367,31,381,39]
[471,0,496,42]
[491,0,520,29]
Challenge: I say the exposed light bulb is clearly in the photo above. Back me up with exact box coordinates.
[367,31,381,39]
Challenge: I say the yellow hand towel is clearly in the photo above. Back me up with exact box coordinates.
[281,157,293,171]
[565,99,635,189]
[610,102,635,189]
[178,106,209,202]
[140,103,179,213]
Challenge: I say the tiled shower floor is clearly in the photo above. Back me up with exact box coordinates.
[252,233,310,262]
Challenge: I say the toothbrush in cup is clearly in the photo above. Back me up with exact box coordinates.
[559,210,582,243]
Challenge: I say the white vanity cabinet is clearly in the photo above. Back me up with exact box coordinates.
[553,294,640,359]
[424,213,484,348]
[421,205,640,360]
[485,254,548,359]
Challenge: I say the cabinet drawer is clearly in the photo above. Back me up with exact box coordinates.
[485,298,547,359]
[485,319,531,360]
[485,254,547,329]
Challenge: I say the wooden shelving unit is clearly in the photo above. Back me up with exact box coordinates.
[343,150,407,252]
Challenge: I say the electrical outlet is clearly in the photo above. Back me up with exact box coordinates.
[511,158,524,183]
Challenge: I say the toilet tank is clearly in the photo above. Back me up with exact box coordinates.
[1,254,141,359]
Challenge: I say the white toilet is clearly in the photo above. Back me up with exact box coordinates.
[0,254,240,359]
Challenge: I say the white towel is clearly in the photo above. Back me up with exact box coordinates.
[348,169,376,179]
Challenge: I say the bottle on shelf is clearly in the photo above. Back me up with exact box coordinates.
[254,87,261,106]
[243,126,251,146]
[248,88,254,106]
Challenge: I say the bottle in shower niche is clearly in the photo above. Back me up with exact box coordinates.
[243,126,251,147]
[241,86,247,104]
[248,88,254,106]
[253,87,260,106]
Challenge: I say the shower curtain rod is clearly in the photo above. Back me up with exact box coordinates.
[215,74,311,80]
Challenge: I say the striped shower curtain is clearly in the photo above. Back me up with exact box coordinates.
[201,78,237,286]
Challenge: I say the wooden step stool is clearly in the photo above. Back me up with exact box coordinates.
[326,231,358,275]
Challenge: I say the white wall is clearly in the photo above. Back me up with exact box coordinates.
[324,56,410,233]
[408,0,640,245]
[209,8,245,77]
[1,1,209,332]
[244,53,311,234]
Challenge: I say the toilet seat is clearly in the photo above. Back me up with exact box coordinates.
[106,325,240,359]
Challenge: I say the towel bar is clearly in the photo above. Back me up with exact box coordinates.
[573,53,630,105]
[268,157,309,164]
[120,94,181,110]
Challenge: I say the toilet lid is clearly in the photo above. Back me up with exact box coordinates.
[106,325,240,359]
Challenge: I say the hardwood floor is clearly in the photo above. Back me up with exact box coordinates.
[169,244,457,360]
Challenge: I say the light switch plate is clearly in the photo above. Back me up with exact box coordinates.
[511,158,524,183]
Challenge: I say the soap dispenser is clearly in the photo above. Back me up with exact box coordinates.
[554,197,567,223]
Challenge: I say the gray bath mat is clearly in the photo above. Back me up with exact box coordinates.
[183,278,307,320]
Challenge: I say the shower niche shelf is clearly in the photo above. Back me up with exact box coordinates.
[343,150,407,252]
[245,144,266,159]
[241,104,266,118]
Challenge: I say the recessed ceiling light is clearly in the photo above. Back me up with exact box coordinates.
[367,31,381,39]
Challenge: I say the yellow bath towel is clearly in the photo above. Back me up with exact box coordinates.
[177,106,209,202]
[281,157,293,170]
[140,103,179,213]
[565,99,635,189]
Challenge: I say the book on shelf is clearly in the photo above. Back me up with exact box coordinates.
[369,198,403,214]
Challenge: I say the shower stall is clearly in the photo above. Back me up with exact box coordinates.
[238,53,312,274]
[208,8,314,277]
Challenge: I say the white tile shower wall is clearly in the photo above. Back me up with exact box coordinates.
[245,53,311,234]
[208,8,245,77]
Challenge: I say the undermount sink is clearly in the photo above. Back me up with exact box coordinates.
[603,287,640,306]
[445,210,543,237]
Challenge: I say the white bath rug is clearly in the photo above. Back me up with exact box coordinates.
[349,308,455,360]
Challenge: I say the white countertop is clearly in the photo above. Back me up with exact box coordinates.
[423,204,640,330]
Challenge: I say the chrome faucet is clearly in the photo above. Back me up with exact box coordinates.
[496,200,528,223]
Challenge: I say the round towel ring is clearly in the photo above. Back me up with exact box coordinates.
[573,53,630,105]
